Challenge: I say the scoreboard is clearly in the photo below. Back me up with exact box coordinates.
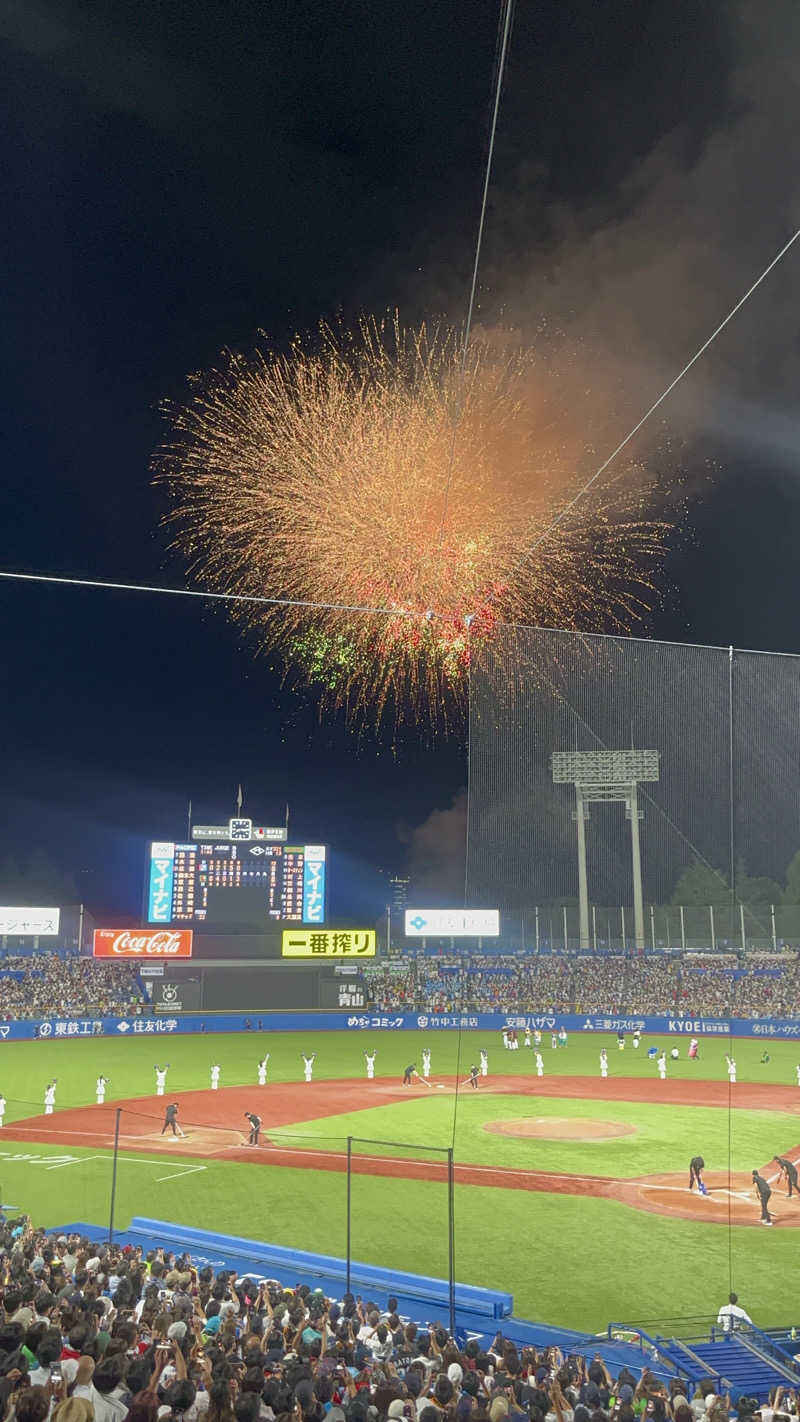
[147,840,327,926]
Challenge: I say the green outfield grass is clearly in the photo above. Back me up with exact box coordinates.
[0,1027,797,1117]
[0,1026,798,1332]
[266,1092,800,1178]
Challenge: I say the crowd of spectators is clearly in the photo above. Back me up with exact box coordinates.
[363,954,800,1019]
[0,958,144,1020]
[0,949,799,1023]
[0,1217,778,1422]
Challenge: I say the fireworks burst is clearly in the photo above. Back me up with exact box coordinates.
[155,317,669,733]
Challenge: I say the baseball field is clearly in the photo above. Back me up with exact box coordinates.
[1,1027,799,1331]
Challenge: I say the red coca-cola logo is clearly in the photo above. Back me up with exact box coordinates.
[113,931,182,955]
[93,929,193,958]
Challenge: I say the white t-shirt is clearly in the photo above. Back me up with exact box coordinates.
[716,1302,751,1332]
[74,1384,130,1422]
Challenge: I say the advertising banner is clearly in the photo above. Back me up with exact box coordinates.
[0,907,60,936]
[404,909,500,937]
[0,1009,796,1041]
[153,978,202,1012]
[282,928,375,958]
[93,928,193,958]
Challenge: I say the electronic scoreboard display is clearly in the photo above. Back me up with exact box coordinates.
[147,840,327,926]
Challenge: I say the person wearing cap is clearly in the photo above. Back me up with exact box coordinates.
[752,1169,773,1225]
[160,1104,185,1139]
[244,1112,261,1147]
[402,1065,417,1086]
[774,1155,799,1197]
[688,1156,707,1196]
[52,1399,95,1422]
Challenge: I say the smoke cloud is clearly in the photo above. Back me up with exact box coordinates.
[403,790,468,906]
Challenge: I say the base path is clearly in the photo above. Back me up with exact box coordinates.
[8,1075,800,1227]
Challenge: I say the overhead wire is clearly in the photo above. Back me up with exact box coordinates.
[500,226,800,592]
[442,0,516,1174]
[435,0,516,559]
[2,229,799,633]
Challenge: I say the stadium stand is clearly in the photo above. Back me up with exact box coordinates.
[0,957,145,1017]
[1,950,799,1018]
[364,954,800,1018]
[0,1209,786,1415]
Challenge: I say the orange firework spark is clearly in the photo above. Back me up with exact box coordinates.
[154,317,668,733]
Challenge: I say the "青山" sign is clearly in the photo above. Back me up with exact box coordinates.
[93,929,193,958]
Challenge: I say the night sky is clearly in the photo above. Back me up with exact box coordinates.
[1,1,799,921]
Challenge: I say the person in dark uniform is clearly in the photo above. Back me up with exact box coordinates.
[689,1156,707,1194]
[774,1155,799,1197]
[469,1064,479,1089]
[402,1064,416,1086]
[244,1111,262,1146]
[752,1169,773,1224]
[161,1102,184,1137]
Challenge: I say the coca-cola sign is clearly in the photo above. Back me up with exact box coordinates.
[93,928,193,958]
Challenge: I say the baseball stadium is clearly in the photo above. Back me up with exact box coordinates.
[2,630,800,1404]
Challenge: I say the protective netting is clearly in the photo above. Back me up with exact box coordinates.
[346,1138,452,1297]
[467,628,800,949]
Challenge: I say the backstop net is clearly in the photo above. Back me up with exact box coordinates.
[467,627,800,951]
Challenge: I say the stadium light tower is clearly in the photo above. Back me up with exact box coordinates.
[551,750,660,952]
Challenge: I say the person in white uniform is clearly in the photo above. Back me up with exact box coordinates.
[422,1049,431,1078]
[211,1063,221,1090]
[480,1049,488,1077]
[600,1049,608,1079]
[96,1075,108,1105]
[257,1055,269,1085]
[535,1051,544,1078]
[154,1065,169,1096]
[657,1051,667,1080]
[44,1081,56,1114]
[364,1051,377,1080]
[303,1053,316,1082]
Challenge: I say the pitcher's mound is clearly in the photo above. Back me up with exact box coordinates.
[485,1117,636,1142]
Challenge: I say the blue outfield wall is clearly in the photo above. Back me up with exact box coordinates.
[1,1010,799,1040]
